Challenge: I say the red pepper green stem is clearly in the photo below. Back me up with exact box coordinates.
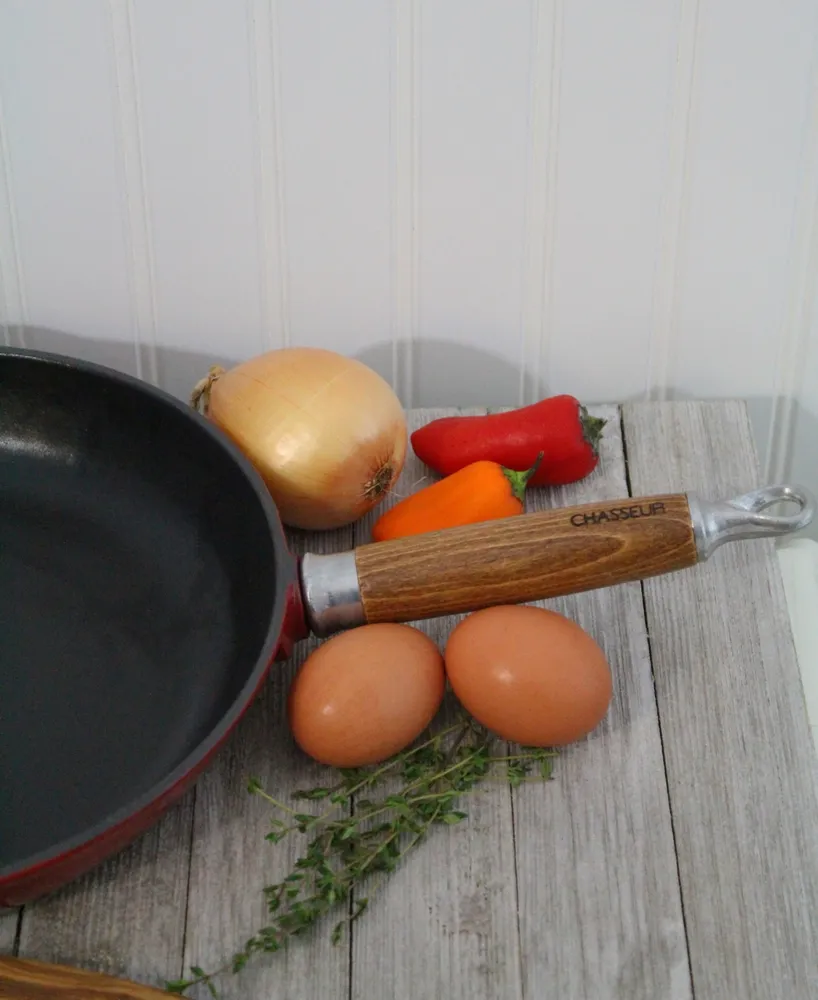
[502,452,545,502]
[579,405,607,453]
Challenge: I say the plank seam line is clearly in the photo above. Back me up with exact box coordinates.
[508,765,525,998]
[347,791,356,1000]
[12,908,22,957]
[619,406,696,998]
[176,788,199,983]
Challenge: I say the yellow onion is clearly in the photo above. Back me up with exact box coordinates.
[191,348,407,530]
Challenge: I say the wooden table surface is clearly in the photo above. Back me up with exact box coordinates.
[2,401,818,1000]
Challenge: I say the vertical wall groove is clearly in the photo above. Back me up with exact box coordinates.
[108,0,159,384]
[519,0,563,406]
[646,0,701,402]
[0,88,28,348]
[390,0,420,406]
[765,31,818,484]
[247,0,290,351]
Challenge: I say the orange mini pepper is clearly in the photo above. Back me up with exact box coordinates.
[371,453,543,542]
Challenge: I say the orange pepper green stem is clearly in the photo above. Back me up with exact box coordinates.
[371,452,544,543]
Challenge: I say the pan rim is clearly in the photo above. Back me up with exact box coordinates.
[0,345,289,888]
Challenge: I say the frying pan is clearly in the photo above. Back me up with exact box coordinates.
[0,346,813,907]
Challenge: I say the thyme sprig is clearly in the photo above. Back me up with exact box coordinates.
[166,716,555,996]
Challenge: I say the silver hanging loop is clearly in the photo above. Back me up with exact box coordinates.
[688,484,816,561]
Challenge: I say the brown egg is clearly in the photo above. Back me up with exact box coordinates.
[287,624,445,767]
[444,606,612,746]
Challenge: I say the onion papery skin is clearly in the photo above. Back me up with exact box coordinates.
[203,348,407,531]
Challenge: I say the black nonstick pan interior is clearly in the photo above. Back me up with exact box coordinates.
[0,349,287,879]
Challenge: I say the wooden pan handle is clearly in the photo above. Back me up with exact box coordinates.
[0,956,174,998]
[355,493,697,624]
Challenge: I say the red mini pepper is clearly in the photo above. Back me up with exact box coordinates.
[410,395,605,487]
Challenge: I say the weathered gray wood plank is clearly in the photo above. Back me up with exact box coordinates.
[623,400,818,999]
[181,528,355,1000]
[15,793,193,987]
[350,410,524,1000]
[0,910,18,954]
[512,405,692,1000]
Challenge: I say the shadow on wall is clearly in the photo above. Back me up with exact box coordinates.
[9,326,818,539]
[356,338,805,496]
[12,327,539,408]
[355,339,538,408]
[9,326,237,402]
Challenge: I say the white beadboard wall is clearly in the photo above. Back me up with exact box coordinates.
[1,0,818,510]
